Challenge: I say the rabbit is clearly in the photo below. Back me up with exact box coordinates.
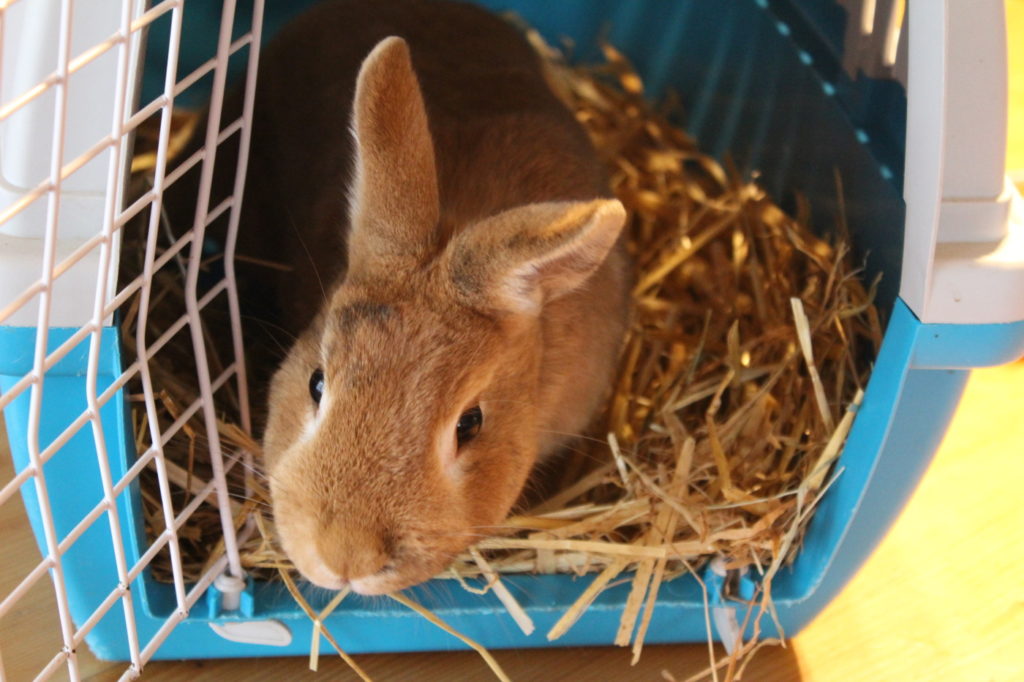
[246,0,631,596]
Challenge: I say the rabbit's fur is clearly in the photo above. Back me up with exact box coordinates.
[224,0,630,594]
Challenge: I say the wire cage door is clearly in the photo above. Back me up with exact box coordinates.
[0,0,264,678]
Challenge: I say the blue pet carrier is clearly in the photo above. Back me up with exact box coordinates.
[1,0,1021,677]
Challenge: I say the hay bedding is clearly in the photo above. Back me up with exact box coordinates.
[123,31,881,681]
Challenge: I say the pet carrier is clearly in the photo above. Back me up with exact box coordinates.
[1,0,1022,678]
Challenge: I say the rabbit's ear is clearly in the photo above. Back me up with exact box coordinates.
[445,199,626,314]
[348,37,439,278]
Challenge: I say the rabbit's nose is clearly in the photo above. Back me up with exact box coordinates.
[318,521,394,582]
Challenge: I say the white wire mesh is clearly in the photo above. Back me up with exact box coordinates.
[0,0,264,678]
[838,0,908,86]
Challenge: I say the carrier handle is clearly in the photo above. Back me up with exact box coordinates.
[901,0,1024,325]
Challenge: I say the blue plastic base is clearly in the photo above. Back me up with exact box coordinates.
[4,300,1022,660]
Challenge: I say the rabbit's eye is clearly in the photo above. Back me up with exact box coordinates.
[309,369,325,404]
[455,405,483,446]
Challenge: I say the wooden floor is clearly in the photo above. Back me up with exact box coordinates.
[4,1,1024,679]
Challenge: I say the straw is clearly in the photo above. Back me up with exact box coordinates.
[278,571,370,680]
[122,23,882,674]
[386,592,511,682]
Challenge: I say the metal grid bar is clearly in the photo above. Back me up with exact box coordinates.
[153,516,255,668]
[171,35,253,100]
[123,520,257,681]
[117,117,242,225]
[0,556,53,621]
[0,123,242,329]
[4,259,250,667]
[36,651,70,682]
[41,366,245,562]
[0,64,244,232]
[225,0,265,473]
[25,0,84,676]
[0,0,175,123]
[179,0,246,582]
[80,0,144,647]
[56,496,115,556]
[165,451,244,537]
[0,224,232,413]
[147,364,240,455]
[838,0,906,81]
[0,461,33,509]
[131,0,190,618]
[0,282,237,514]
[0,282,42,329]
[71,578,138,650]
[30,447,244,682]
[0,265,231,450]
[132,451,244,582]
[1,0,265,676]
[130,52,249,136]
[880,0,904,67]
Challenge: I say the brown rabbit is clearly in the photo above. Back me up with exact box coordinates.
[254,0,630,595]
